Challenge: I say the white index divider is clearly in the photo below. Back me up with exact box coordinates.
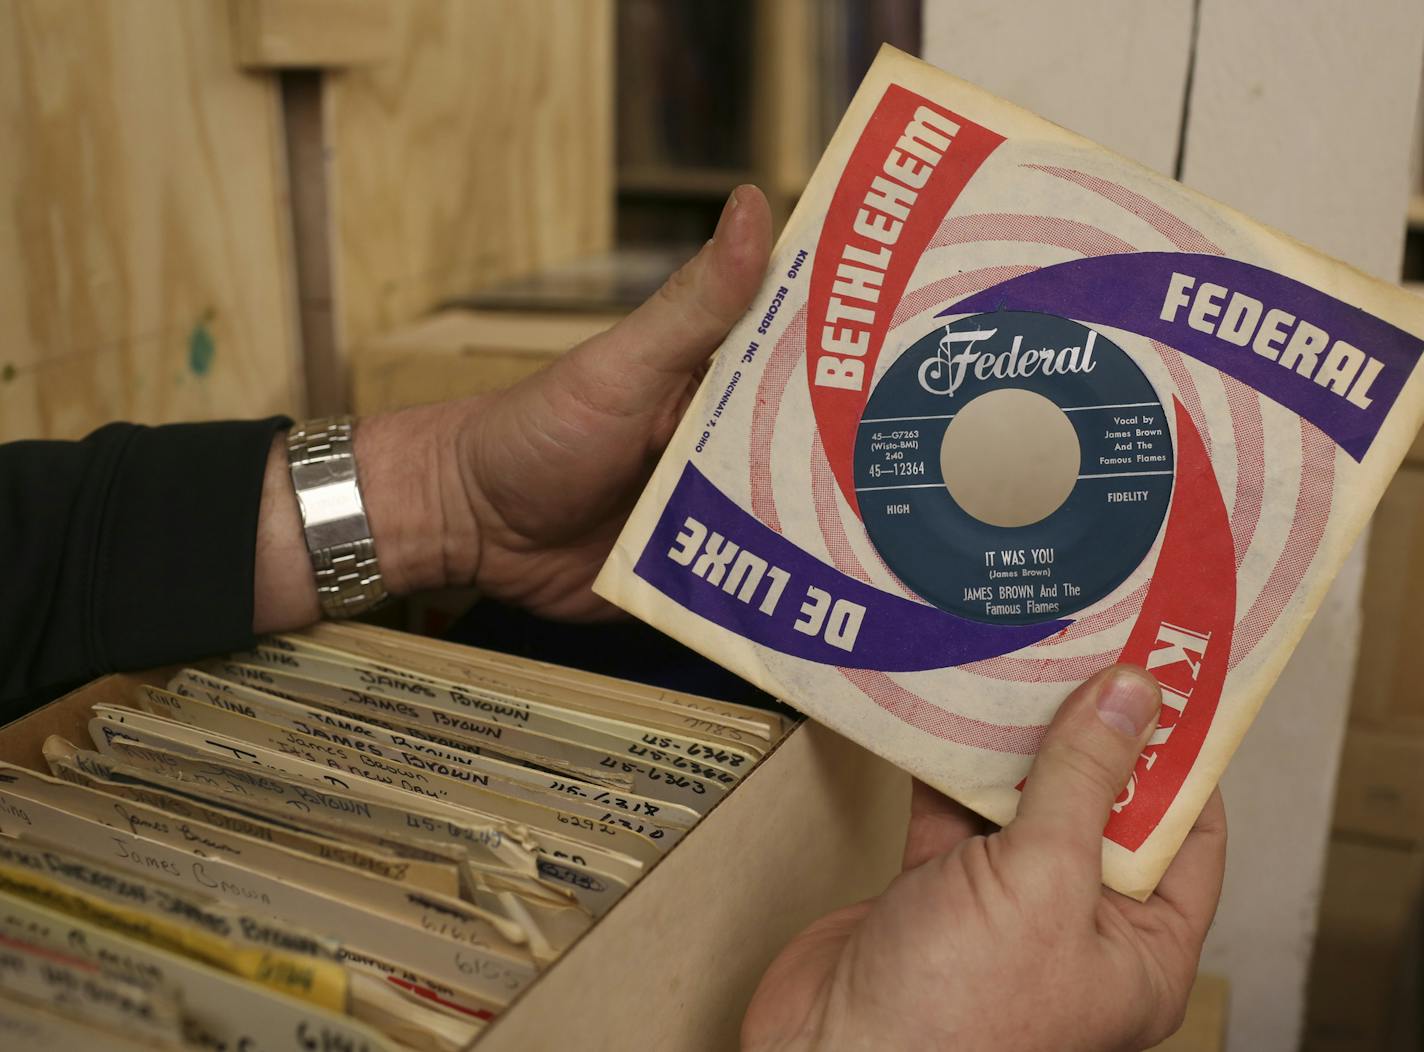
[0,834,350,1013]
[204,658,633,791]
[0,991,178,1052]
[236,644,761,774]
[0,759,526,956]
[47,741,461,896]
[0,887,406,1052]
[0,762,539,1005]
[97,702,648,893]
[203,660,729,813]
[62,740,479,871]
[0,830,343,958]
[87,713,538,874]
[128,687,664,871]
[48,734,471,866]
[46,738,593,963]
[169,668,699,835]
[292,622,785,743]
[89,711,635,916]
[0,930,185,1046]
[84,723,629,922]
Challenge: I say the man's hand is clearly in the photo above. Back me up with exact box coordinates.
[740,665,1227,1052]
[254,187,772,631]
[450,185,774,619]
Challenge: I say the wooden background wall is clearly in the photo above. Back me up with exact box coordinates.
[324,0,614,370]
[0,0,302,441]
[0,0,613,438]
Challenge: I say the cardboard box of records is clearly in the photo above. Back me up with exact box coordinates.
[0,622,908,1050]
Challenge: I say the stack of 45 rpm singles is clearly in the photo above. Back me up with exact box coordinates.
[0,622,786,1050]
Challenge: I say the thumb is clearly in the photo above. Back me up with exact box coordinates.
[577,184,773,393]
[1007,664,1162,884]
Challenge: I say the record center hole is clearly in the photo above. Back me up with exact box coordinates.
[940,389,1082,528]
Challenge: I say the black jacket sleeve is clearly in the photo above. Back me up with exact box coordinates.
[0,416,291,723]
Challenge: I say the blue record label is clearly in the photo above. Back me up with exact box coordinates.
[854,311,1174,625]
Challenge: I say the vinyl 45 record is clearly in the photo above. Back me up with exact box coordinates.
[596,47,1424,898]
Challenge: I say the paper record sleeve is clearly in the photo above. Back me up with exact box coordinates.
[594,46,1424,898]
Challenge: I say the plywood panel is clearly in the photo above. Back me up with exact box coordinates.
[0,0,303,441]
[351,308,621,415]
[1182,5,1424,1051]
[921,0,1195,173]
[327,0,615,360]
[231,0,393,69]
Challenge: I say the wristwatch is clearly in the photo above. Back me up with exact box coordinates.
[286,416,389,619]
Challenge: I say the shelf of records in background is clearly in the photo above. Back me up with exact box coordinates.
[0,622,789,1050]
[615,0,921,243]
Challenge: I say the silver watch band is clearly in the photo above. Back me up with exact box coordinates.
[286,416,388,619]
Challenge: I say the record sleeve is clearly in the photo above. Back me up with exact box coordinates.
[593,46,1424,897]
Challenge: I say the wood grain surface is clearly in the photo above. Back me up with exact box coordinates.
[0,0,302,440]
[351,308,621,414]
[328,0,615,360]
[231,0,393,69]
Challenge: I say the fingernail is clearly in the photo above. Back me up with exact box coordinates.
[1095,667,1160,738]
[713,186,744,243]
